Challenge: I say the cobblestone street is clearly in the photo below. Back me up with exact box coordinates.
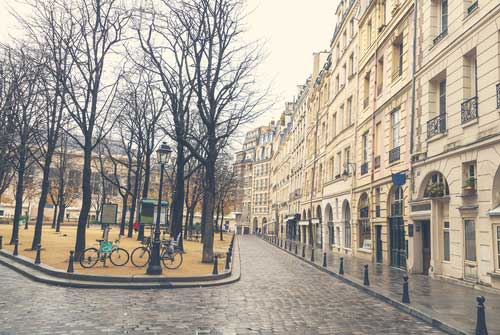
[0,236,443,335]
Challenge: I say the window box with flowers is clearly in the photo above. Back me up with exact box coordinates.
[463,178,476,196]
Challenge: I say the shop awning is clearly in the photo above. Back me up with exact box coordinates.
[488,205,500,216]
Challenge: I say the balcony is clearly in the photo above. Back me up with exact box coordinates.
[427,113,447,139]
[363,97,369,110]
[433,28,448,46]
[461,96,478,124]
[360,162,369,175]
[388,146,400,164]
[374,155,381,169]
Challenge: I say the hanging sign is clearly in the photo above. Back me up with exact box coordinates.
[392,172,406,186]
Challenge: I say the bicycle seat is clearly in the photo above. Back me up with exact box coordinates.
[96,239,104,242]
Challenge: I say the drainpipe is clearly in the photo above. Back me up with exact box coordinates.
[310,87,321,248]
[409,0,418,203]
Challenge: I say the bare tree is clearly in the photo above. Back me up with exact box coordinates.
[25,0,130,256]
[175,0,267,262]
[214,155,238,240]
[1,45,44,244]
[0,56,15,201]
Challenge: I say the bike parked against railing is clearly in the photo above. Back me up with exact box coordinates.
[130,234,183,269]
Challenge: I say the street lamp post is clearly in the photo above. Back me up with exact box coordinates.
[147,142,172,275]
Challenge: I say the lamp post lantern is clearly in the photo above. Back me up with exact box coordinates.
[147,142,172,275]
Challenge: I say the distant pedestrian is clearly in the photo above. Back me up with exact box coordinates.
[133,221,139,232]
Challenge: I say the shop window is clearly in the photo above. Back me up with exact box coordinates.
[443,221,450,261]
[463,162,477,195]
[358,194,371,249]
[464,219,476,262]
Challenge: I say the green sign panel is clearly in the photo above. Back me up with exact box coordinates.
[100,241,113,253]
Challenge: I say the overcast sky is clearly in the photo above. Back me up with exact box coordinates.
[0,0,339,139]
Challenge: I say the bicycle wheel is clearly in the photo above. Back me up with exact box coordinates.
[80,247,99,268]
[109,247,129,266]
[161,250,183,269]
[130,246,150,267]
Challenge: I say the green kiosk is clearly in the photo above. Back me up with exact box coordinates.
[139,198,169,239]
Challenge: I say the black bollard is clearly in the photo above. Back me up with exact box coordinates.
[67,250,74,273]
[13,239,18,256]
[212,255,219,275]
[339,257,344,275]
[311,247,315,262]
[295,243,298,255]
[475,296,488,335]
[225,251,230,270]
[34,244,41,265]
[363,264,370,286]
[302,245,306,258]
[284,240,287,249]
[289,241,292,252]
[0,235,2,250]
[402,275,410,304]
[323,252,327,267]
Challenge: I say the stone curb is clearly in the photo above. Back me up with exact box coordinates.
[0,236,240,289]
[262,237,468,335]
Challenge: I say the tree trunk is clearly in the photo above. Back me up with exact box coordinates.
[188,207,194,237]
[201,155,216,263]
[215,201,221,233]
[74,142,92,257]
[127,157,141,238]
[10,159,25,245]
[171,144,185,251]
[51,204,58,229]
[32,151,54,249]
[220,199,224,241]
[137,153,150,241]
[56,204,65,233]
[119,194,128,236]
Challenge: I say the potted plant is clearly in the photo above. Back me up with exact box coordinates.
[428,182,444,197]
[463,178,476,195]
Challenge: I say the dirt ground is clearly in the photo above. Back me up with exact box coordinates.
[0,224,231,277]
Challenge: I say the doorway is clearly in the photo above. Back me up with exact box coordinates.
[375,225,383,263]
[421,220,431,275]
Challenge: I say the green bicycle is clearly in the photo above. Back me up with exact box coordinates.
[79,238,130,268]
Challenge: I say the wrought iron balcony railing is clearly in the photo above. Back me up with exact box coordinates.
[360,162,369,175]
[433,28,448,46]
[427,113,447,139]
[461,96,478,124]
[374,155,381,169]
[388,146,400,163]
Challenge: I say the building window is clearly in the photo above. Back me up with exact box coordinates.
[358,194,370,249]
[496,226,500,270]
[344,147,351,174]
[336,152,342,176]
[349,53,355,76]
[363,72,370,109]
[443,221,450,261]
[362,132,369,163]
[462,50,478,124]
[391,108,401,148]
[440,0,448,33]
[339,104,345,129]
[367,20,372,46]
[375,187,381,217]
[377,57,384,95]
[332,113,337,138]
[392,39,404,79]
[464,219,476,262]
[344,204,351,248]
[346,97,352,126]
[391,186,404,217]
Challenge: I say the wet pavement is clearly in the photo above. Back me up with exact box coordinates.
[0,236,444,334]
[279,238,500,334]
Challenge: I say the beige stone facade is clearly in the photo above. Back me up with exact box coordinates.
[234,0,500,289]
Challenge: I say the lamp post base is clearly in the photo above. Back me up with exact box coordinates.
[146,265,162,275]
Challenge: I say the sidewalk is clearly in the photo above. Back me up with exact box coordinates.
[270,237,499,335]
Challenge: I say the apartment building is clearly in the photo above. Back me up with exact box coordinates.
[235,0,500,289]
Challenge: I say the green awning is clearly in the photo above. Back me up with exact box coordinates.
[140,198,169,207]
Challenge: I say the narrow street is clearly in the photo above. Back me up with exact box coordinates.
[0,236,443,335]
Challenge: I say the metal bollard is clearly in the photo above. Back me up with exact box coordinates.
[323,252,327,267]
[212,255,219,275]
[284,240,287,249]
[402,275,410,304]
[34,244,41,265]
[0,235,2,250]
[311,247,315,262]
[295,243,298,255]
[13,239,19,256]
[225,251,230,270]
[475,296,488,335]
[289,240,292,252]
[302,245,306,258]
[67,250,74,273]
[363,264,370,286]
[339,257,344,275]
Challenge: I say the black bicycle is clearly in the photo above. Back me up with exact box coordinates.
[130,235,183,269]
